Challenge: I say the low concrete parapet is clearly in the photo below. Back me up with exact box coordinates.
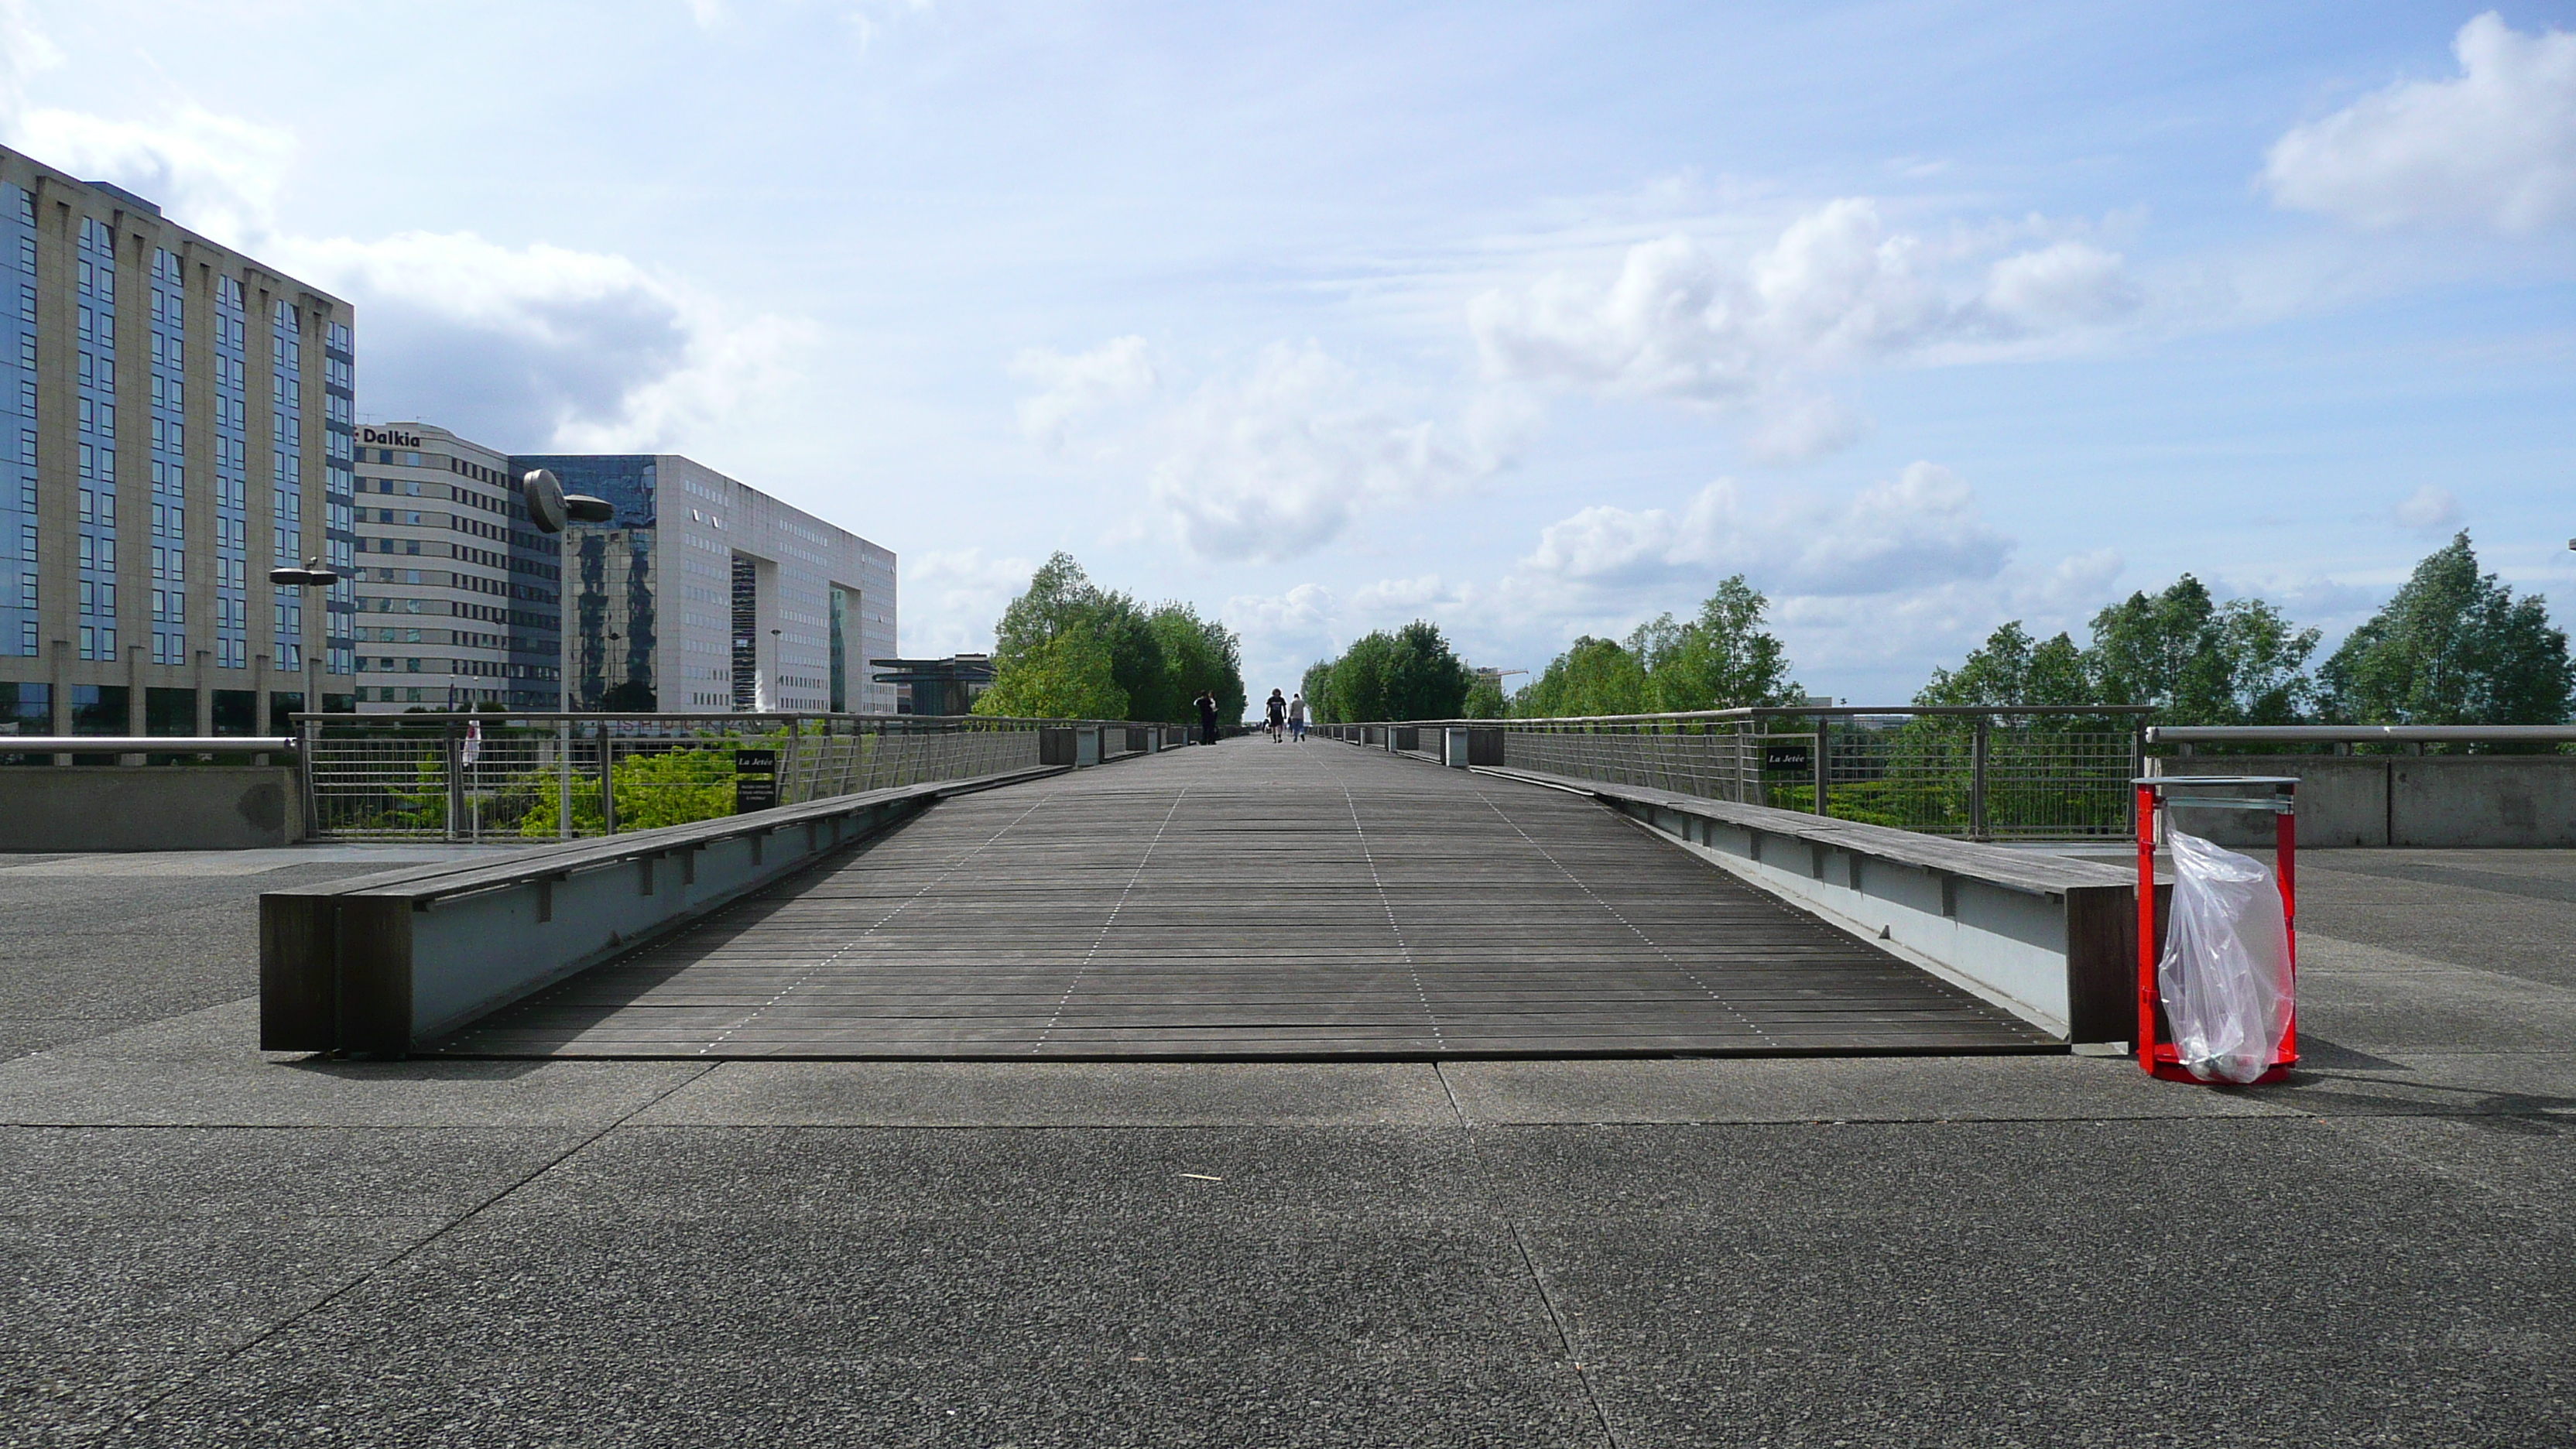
[1,764,306,850]
[1478,766,2146,1043]
[260,765,1063,1055]
[2147,754,2576,848]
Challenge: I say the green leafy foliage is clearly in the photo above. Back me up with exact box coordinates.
[972,626,1129,721]
[1308,620,1473,722]
[2319,532,2573,727]
[976,552,1245,722]
[1917,579,2323,726]
[1514,576,1800,717]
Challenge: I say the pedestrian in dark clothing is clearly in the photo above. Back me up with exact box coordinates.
[1264,689,1286,742]
[1195,690,1220,746]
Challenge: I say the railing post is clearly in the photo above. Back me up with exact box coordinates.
[1970,718,1989,841]
[599,723,618,835]
[1814,718,1830,817]
[444,721,464,843]
[556,719,574,840]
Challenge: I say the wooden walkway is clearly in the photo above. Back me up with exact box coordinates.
[431,739,2054,1058]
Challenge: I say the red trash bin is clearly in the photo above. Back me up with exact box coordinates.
[2133,775,2299,1085]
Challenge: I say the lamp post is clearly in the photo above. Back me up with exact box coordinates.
[519,468,613,713]
[267,556,341,722]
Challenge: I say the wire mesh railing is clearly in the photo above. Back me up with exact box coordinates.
[1331,707,2150,841]
[294,711,1126,841]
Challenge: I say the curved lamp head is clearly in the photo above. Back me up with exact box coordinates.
[522,468,615,533]
[268,557,340,588]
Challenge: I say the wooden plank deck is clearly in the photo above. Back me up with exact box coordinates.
[430,738,2056,1058]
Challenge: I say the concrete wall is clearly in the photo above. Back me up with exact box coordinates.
[0,766,304,851]
[2150,755,2576,848]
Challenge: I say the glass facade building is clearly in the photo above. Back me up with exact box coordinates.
[0,148,355,737]
[514,453,895,715]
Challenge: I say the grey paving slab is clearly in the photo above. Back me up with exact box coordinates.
[2321,1112,2576,1221]
[1482,1118,2576,1448]
[129,1345,1606,1449]
[2293,933,2576,1055]
[1437,1052,2300,1125]
[484,1125,1486,1221]
[0,1126,591,1219]
[129,1126,1602,1449]
[2298,849,2576,991]
[0,1000,713,1128]
[634,1060,1463,1126]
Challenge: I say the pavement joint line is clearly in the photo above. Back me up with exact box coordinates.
[1033,783,1191,1052]
[1471,784,1783,1051]
[1434,1060,1473,1128]
[87,1058,722,1434]
[697,789,1067,1056]
[1504,1216,1626,1449]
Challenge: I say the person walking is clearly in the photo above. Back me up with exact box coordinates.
[1195,689,1220,746]
[1286,690,1307,742]
[1264,688,1286,742]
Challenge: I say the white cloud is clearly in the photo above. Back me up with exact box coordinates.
[278,231,812,451]
[2265,13,2576,234]
[1518,461,2013,603]
[1011,335,1156,450]
[2392,483,2462,533]
[1224,581,1338,638]
[1743,391,1869,464]
[1468,199,2143,430]
[1139,341,1506,564]
[901,547,1036,655]
[0,8,810,454]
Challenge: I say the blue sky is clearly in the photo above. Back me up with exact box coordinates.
[6,1,2571,700]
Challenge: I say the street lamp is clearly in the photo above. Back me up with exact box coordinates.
[519,468,614,533]
[266,556,340,717]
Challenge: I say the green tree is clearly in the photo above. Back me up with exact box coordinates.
[1515,636,1646,717]
[1381,620,1474,720]
[2318,531,2573,726]
[1512,576,1797,718]
[981,553,1242,722]
[1142,602,1245,725]
[1915,622,2095,708]
[1301,659,1334,719]
[1629,576,1800,711]
[973,626,1129,720]
[2084,576,2320,724]
[1323,630,1397,721]
[1463,672,1506,718]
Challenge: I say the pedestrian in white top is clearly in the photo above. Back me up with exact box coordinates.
[1286,692,1307,742]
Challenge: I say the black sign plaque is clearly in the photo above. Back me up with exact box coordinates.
[1762,742,1814,772]
[734,749,778,775]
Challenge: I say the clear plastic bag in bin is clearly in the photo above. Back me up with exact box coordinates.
[2158,830,2293,1084]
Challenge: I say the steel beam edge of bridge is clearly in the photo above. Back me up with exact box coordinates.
[259,762,1072,1057]
[1469,765,2150,1045]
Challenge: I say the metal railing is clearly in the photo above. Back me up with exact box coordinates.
[2150,724,2576,752]
[294,711,1145,841]
[1329,706,2152,841]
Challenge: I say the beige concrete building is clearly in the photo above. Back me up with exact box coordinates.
[348,423,564,711]
[0,147,358,738]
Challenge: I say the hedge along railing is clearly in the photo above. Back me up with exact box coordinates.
[293,711,1153,842]
[1327,706,2153,841]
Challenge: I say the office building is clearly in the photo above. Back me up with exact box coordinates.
[347,422,563,711]
[872,654,993,716]
[512,454,895,714]
[0,147,358,738]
